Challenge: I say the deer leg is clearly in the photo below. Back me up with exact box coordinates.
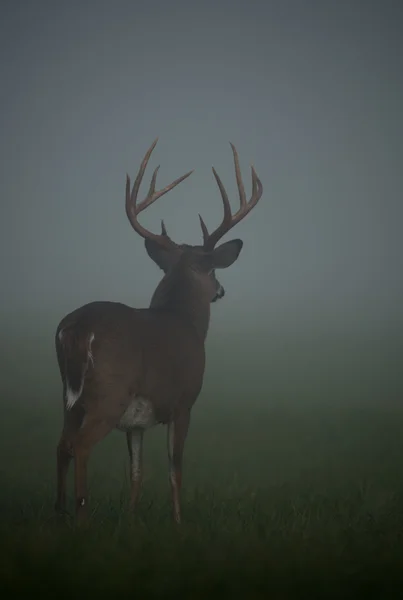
[126,428,144,510]
[72,416,115,524]
[55,438,73,514]
[55,404,85,514]
[167,408,191,524]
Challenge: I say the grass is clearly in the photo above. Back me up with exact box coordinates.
[1,329,403,597]
[1,397,403,598]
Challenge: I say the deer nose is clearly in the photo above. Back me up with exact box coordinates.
[212,285,225,303]
[217,285,225,299]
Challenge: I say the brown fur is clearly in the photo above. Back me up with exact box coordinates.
[54,140,262,524]
[56,300,205,425]
[54,253,216,523]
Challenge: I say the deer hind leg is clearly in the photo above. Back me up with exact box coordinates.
[167,408,191,524]
[55,401,85,515]
[126,428,144,510]
[72,415,115,524]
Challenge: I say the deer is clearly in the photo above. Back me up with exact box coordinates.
[54,139,263,524]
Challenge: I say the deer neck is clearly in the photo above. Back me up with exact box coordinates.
[149,264,211,342]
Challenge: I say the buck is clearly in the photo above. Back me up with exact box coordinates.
[55,139,263,524]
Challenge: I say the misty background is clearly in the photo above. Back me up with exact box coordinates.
[1,0,402,407]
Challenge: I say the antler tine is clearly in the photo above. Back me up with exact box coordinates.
[200,144,263,250]
[125,139,194,244]
[198,166,233,246]
[230,143,247,211]
[198,214,210,245]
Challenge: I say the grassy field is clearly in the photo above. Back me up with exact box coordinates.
[1,328,403,597]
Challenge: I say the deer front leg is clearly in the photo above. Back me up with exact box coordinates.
[126,428,144,510]
[167,409,191,524]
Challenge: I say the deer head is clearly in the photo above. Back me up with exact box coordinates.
[125,139,263,304]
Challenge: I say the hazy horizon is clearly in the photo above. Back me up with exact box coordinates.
[1,1,402,402]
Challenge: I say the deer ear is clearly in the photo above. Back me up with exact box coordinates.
[144,239,177,272]
[212,239,243,269]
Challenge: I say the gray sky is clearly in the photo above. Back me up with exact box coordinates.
[1,0,402,337]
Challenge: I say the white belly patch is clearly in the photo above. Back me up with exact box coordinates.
[116,396,157,431]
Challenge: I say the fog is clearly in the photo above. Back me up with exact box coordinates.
[1,0,402,403]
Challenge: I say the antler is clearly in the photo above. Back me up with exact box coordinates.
[199,144,263,251]
[125,138,194,246]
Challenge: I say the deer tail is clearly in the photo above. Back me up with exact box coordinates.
[56,326,95,410]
